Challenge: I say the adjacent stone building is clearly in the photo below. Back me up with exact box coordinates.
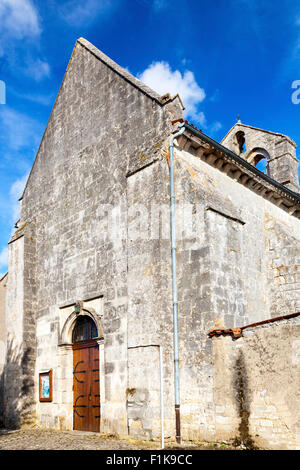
[1,38,300,449]
[0,273,7,426]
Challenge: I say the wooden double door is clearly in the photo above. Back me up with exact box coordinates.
[73,341,100,432]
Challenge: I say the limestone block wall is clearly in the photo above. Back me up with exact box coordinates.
[22,222,37,425]
[4,236,24,428]
[0,274,7,425]
[174,147,300,326]
[168,145,300,443]
[212,317,300,450]
[127,346,162,440]
[0,275,7,360]
[3,37,299,443]
[35,305,70,430]
[34,298,104,431]
[270,139,298,190]
[265,212,300,316]
[3,222,37,429]
[10,40,182,435]
[126,158,176,439]
[113,139,299,443]
[125,140,300,444]
[206,209,248,328]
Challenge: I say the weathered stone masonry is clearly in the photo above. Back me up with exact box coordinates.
[0,273,7,426]
[2,38,300,449]
[211,316,300,450]
[4,38,183,434]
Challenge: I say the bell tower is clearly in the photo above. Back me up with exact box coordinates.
[222,122,299,193]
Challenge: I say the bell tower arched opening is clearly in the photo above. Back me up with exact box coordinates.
[234,130,246,154]
[72,314,100,432]
[247,147,271,176]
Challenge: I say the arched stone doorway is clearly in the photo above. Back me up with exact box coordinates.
[72,315,100,432]
[58,302,105,432]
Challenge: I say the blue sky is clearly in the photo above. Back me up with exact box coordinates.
[0,0,300,276]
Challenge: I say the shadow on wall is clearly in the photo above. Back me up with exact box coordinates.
[0,339,35,429]
[232,350,258,450]
[0,368,3,427]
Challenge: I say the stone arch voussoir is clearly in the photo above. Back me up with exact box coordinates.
[59,308,104,345]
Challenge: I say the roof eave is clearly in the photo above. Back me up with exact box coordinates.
[174,121,300,217]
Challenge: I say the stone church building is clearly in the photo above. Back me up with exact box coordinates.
[0,38,299,449]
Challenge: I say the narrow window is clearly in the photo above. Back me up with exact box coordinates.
[235,131,246,154]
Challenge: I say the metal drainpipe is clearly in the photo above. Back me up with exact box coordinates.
[169,123,185,444]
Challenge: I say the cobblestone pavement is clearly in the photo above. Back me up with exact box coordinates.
[0,429,154,450]
[0,428,237,450]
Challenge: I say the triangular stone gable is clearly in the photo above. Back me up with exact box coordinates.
[20,38,183,207]
[221,122,297,146]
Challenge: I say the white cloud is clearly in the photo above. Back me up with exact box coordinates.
[24,58,51,81]
[0,1,50,81]
[11,88,54,106]
[138,61,206,124]
[153,0,167,11]
[59,0,114,26]
[210,121,223,134]
[277,12,300,80]
[9,172,29,222]
[0,0,41,41]
[0,246,8,274]
[0,106,43,152]
[134,0,168,11]
[209,89,220,103]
